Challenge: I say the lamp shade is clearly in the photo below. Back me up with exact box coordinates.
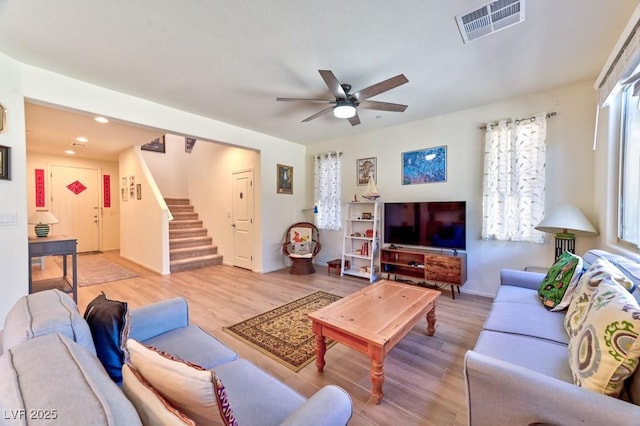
[535,204,598,236]
[334,101,356,119]
[28,210,59,225]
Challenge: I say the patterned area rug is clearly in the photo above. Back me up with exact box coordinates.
[53,253,138,287]
[224,291,342,372]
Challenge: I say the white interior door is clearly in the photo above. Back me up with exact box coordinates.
[50,165,100,253]
[232,169,254,270]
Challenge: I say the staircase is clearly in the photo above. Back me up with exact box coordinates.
[166,198,223,273]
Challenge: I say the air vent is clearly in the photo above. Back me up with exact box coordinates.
[456,0,525,43]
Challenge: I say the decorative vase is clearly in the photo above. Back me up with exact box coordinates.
[34,223,50,238]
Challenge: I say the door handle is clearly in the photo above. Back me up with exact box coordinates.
[231,224,236,228]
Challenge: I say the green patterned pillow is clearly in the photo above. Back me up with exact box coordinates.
[538,252,583,311]
[565,257,636,338]
[566,276,640,396]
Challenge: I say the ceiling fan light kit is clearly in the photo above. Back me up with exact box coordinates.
[334,101,356,118]
[277,70,408,126]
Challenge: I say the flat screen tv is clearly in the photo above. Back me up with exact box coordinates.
[383,201,466,251]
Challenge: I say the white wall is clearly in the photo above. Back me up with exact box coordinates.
[187,141,260,267]
[26,152,120,250]
[0,53,29,320]
[141,134,190,199]
[308,80,600,297]
[119,147,170,274]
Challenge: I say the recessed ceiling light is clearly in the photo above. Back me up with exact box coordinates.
[94,116,109,123]
[76,136,88,143]
[64,150,76,155]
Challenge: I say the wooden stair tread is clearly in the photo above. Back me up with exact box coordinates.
[170,254,221,263]
[170,245,217,254]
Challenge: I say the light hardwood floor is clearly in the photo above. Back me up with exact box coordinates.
[33,252,493,426]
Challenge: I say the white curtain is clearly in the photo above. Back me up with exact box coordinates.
[482,113,547,243]
[314,153,342,230]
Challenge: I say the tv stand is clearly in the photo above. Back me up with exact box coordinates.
[380,246,467,299]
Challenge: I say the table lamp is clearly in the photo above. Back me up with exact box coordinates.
[28,210,59,237]
[535,203,598,261]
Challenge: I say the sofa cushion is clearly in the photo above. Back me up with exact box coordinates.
[126,338,236,425]
[483,294,569,344]
[538,251,583,311]
[473,330,573,382]
[0,333,140,425]
[567,277,640,397]
[84,292,130,383]
[213,358,306,426]
[142,325,238,370]
[122,363,196,426]
[583,249,640,303]
[2,289,95,355]
[565,257,636,338]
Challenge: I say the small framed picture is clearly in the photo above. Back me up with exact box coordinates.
[0,145,10,180]
[0,104,5,133]
[141,135,166,153]
[136,184,142,200]
[362,212,373,220]
[277,164,293,194]
[357,157,376,186]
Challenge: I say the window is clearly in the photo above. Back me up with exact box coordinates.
[481,113,547,243]
[314,153,342,231]
[619,85,640,249]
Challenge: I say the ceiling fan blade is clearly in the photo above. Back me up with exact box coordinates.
[276,97,334,103]
[353,74,408,101]
[319,70,347,99]
[357,100,408,112]
[348,112,361,126]
[301,106,334,122]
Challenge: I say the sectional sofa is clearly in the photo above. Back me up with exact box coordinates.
[0,289,352,425]
[464,249,640,425]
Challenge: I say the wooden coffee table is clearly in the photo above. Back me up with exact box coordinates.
[308,280,440,404]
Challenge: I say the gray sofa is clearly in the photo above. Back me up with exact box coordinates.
[464,249,640,426]
[0,290,352,425]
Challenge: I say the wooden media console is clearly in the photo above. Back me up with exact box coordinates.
[380,246,467,299]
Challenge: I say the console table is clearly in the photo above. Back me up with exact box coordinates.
[28,235,78,302]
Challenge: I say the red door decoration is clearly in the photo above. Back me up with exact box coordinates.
[35,169,45,207]
[103,175,111,208]
[67,180,87,195]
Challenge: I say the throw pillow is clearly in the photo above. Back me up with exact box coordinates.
[566,276,640,396]
[565,258,636,338]
[126,339,238,426]
[538,251,584,311]
[84,292,129,384]
[122,363,196,426]
[292,241,311,255]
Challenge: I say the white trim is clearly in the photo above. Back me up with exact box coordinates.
[595,4,640,105]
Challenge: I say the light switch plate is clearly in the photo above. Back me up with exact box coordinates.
[0,212,17,226]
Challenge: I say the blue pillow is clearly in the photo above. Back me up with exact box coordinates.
[84,292,129,384]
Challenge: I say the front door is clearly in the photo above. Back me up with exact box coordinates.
[232,169,254,270]
[50,165,100,253]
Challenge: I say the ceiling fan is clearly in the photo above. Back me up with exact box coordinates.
[276,70,409,126]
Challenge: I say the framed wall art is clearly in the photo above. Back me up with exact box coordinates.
[141,135,166,153]
[401,145,447,185]
[357,157,376,186]
[0,104,5,133]
[277,164,293,194]
[0,145,10,180]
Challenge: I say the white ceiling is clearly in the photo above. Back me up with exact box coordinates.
[0,1,637,160]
